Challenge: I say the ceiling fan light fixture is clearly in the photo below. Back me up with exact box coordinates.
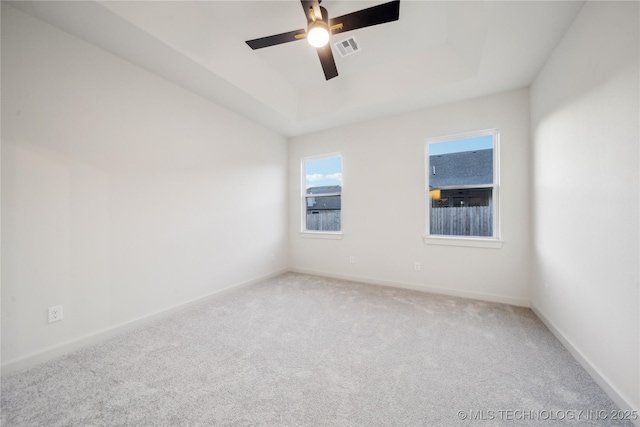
[307,20,330,48]
[245,0,401,80]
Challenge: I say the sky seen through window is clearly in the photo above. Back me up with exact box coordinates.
[305,156,342,189]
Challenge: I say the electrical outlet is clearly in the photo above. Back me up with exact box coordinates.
[414,262,421,271]
[48,305,63,323]
[349,256,355,264]
[543,283,550,297]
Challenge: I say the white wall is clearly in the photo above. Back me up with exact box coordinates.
[530,1,639,412]
[289,89,531,307]
[1,5,288,369]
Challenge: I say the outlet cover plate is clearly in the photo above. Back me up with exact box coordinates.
[48,305,63,323]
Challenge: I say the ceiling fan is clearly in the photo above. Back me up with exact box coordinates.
[245,0,400,81]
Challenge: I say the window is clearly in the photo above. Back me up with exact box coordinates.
[425,130,499,242]
[301,153,342,233]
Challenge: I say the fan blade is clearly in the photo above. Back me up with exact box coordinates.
[317,44,338,80]
[330,0,400,34]
[246,28,306,50]
[300,0,322,21]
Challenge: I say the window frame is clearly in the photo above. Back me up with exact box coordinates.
[424,129,502,248]
[300,152,343,239]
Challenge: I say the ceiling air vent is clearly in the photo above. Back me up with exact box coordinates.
[334,37,360,57]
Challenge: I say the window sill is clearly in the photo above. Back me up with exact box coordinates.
[300,232,343,240]
[423,236,503,249]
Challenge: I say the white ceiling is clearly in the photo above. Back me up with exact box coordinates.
[9,1,585,136]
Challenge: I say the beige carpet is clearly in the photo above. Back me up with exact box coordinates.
[1,273,631,426]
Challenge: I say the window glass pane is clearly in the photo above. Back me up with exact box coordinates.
[429,135,493,187]
[430,189,493,236]
[428,134,495,237]
[304,156,342,232]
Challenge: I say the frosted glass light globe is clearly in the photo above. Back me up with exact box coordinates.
[307,24,329,47]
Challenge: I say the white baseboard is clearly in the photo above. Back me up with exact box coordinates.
[531,303,639,426]
[1,269,288,376]
[289,267,531,307]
